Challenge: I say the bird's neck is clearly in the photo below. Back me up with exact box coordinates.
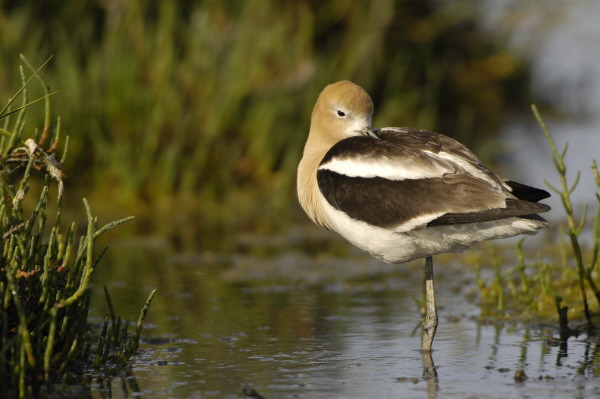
[297,130,333,230]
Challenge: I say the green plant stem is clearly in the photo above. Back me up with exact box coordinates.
[532,104,600,327]
[122,289,157,361]
[43,308,57,382]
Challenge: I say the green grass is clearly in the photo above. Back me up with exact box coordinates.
[0,57,155,398]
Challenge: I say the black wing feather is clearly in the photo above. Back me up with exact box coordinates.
[503,180,550,202]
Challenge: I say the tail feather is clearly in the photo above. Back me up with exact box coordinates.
[504,180,550,202]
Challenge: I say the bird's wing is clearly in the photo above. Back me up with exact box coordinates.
[373,127,482,164]
[377,128,552,203]
[317,129,550,232]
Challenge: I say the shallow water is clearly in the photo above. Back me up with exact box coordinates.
[86,237,599,399]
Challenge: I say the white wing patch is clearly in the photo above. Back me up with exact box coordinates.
[390,212,447,233]
[319,155,451,180]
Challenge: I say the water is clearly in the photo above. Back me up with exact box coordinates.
[86,238,600,399]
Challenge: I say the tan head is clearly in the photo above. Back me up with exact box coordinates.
[309,80,374,146]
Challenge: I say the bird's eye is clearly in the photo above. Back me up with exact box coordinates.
[336,110,346,117]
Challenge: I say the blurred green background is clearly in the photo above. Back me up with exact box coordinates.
[0,0,534,250]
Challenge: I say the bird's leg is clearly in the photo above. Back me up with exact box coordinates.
[421,350,438,397]
[422,256,438,352]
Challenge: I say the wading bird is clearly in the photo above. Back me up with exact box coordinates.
[297,80,550,351]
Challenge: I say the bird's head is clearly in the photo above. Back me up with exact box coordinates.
[310,80,376,143]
